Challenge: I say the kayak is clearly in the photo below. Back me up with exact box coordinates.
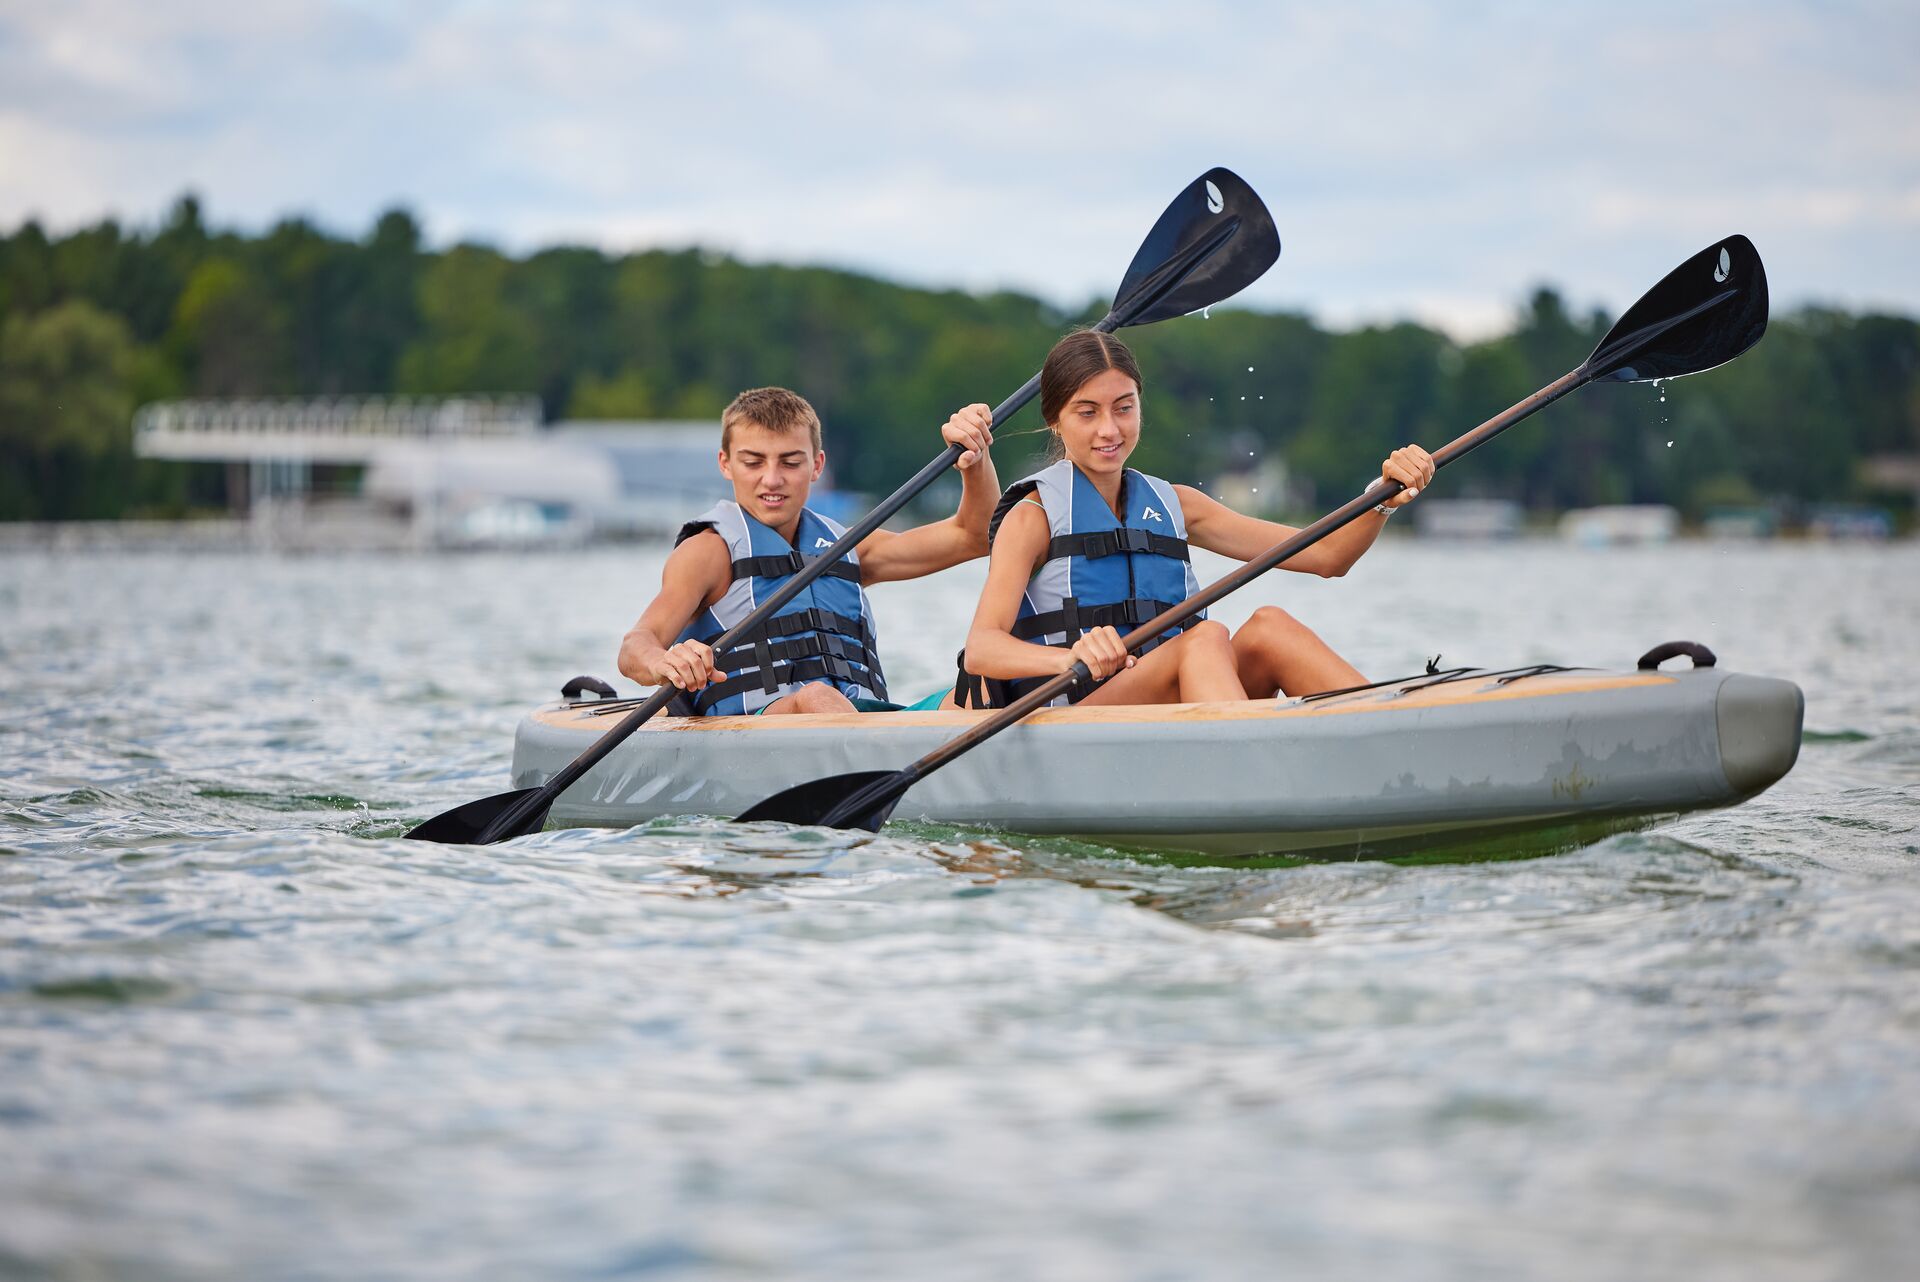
[508,655,1801,858]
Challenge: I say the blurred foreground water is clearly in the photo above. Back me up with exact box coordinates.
[2,539,1917,1281]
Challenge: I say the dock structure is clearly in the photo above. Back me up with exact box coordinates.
[130,396,730,547]
[134,396,543,514]
[133,396,542,463]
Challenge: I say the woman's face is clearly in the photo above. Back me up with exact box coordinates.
[1051,368,1140,480]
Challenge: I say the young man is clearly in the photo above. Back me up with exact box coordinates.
[617,387,996,715]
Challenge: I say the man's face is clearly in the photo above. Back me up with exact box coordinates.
[719,421,825,529]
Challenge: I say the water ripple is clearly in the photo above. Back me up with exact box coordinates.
[1,544,1916,1280]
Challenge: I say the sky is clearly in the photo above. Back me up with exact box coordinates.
[1,0,1915,337]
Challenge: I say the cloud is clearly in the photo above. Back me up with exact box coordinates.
[1,0,1916,333]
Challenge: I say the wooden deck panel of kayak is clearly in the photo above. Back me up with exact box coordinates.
[532,670,1678,734]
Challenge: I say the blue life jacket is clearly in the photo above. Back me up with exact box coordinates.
[675,501,887,715]
[955,460,1200,709]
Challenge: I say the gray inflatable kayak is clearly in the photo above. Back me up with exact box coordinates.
[509,659,1803,858]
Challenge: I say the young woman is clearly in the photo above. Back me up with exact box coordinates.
[955,330,1436,708]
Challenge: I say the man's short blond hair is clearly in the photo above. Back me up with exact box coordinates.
[721,387,823,454]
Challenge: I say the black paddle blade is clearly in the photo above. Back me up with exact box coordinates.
[734,769,910,832]
[1111,167,1280,326]
[405,786,548,844]
[1585,234,1769,383]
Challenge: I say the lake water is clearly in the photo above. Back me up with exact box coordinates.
[2,539,1916,1280]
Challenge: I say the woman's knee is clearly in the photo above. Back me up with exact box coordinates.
[1242,605,1303,640]
[1181,619,1236,662]
[1188,618,1233,648]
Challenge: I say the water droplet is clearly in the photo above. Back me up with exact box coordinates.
[1248,450,1255,457]
[1202,305,1212,320]
[1247,366,1254,373]
[1240,395,1247,401]
[1251,487,1259,493]
[1666,440,1674,448]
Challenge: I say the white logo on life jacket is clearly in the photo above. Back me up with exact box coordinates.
[814,537,833,549]
[1141,505,1164,522]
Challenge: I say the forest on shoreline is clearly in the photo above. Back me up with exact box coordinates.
[2,196,1915,523]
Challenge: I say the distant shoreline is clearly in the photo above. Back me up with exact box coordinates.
[2,516,1906,554]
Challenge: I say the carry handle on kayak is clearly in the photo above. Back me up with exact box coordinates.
[404,168,1281,845]
[738,234,1770,833]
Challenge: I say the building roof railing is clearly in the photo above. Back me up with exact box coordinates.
[135,395,541,440]
[133,395,544,463]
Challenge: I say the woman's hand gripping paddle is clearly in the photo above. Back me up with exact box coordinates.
[405,168,1280,845]
[741,234,1770,833]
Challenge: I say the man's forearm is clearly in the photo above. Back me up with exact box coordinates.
[618,628,669,685]
[953,455,1000,548]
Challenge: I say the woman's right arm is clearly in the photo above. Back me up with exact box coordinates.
[617,533,730,691]
[962,502,1136,683]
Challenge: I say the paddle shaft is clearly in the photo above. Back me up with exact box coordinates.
[886,365,1592,790]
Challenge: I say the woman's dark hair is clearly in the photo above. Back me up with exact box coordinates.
[1038,330,1144,426]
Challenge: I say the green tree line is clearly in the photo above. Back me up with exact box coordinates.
[3,196,1915,521]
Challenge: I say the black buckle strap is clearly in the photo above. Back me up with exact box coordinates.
[1047,528,1189,563]
[753,638,778,694]
[712,630,879,675]
[951,647,1014,710]
[730,552,861,584]
[951,649,978,708]
[691,654,879,713]
[1010,597,1182,641]
[741,606,871,645]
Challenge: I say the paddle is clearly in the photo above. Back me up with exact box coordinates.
[404,167,1281,845]
[740,234,1770,832]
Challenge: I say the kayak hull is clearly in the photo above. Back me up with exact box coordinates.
[508,666,1802,858]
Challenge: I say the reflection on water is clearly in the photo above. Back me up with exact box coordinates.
[2,542,1917,1280]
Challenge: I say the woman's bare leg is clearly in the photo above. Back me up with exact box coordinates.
[1079,620,1247,706]
[1232,606,1365,698]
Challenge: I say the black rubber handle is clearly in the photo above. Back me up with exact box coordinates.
[1637,640,1717,670]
